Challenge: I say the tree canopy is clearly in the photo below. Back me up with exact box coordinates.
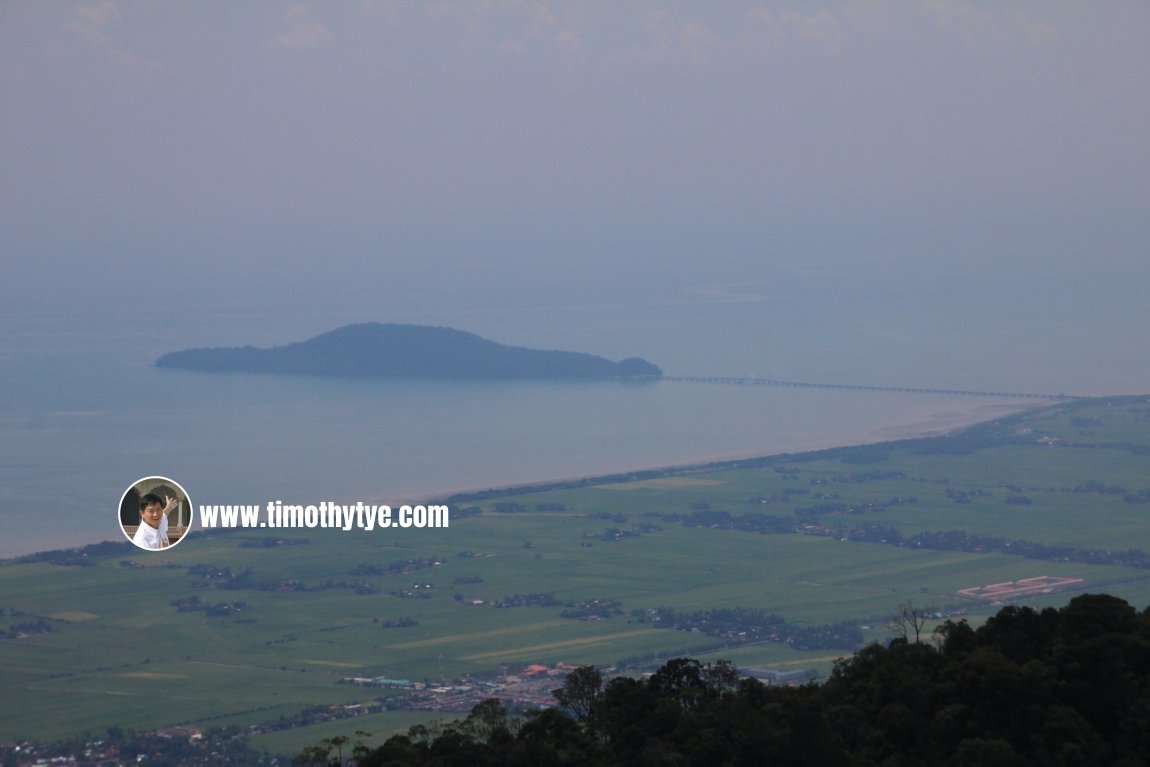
[344,594,1150,767]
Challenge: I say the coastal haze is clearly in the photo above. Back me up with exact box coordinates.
[5,6,1150,761]
[0,310,1043,557]
[2,2,1149,555]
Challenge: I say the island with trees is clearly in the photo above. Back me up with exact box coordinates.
[156,323,662,380]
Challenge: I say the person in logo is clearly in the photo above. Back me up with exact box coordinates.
[132,493,178,549]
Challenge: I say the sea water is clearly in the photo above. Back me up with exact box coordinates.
[0,276,1142,558]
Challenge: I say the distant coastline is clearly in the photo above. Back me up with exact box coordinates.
[424,398,1052,505]
[6,400,1053,561]
[4,398,1055,561]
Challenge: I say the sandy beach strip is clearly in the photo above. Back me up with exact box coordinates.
[399,398,1054,504]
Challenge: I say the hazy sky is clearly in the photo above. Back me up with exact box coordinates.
[2,2,1148,357]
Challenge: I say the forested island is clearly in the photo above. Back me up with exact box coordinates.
[156,323,662,380]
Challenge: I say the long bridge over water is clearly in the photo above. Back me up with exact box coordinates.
[661,376,1077,401]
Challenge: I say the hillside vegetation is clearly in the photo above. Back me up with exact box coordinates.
[353,594,1150,767]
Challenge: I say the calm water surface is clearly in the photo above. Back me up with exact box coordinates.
[0,293,1132,557]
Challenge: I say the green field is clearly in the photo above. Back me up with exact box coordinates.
[4,394,1150,755]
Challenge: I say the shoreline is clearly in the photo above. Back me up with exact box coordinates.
[386,398,1054,504]
[3,398,1057,561]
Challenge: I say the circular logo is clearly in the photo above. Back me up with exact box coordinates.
[119,476,193,551]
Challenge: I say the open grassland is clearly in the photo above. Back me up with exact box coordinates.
[3,395,1150,754]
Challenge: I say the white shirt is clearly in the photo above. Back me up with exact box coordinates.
[132,514,169,549]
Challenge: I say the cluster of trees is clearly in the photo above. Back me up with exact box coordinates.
[492,502,529,512]
[794,496,918,517]
[1,616,51,640]
[745,487,811,505]
[680,508,798,534]
[333,595,1150,766]
[1056,424,1150,449]
[189,563,253,587]
[185,564,380,595]
[239,536,310,548]
[820,469,908,484]
[944,488,993,503]
[1062,480,1128,496]
[592,524,661,542]
[490,592,563,608]
[169,595,247,616]
[12,725,265,767]
[999,480,1150,504]
[634,606,863,651]
[841,523,1150,570]
[674,503,1150,572]
[18,540,132,566]
[351,558,443,577]
[560,599,624,620]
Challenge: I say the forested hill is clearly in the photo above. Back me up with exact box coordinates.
[156,323,662,380]
[349,594,1150,767]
